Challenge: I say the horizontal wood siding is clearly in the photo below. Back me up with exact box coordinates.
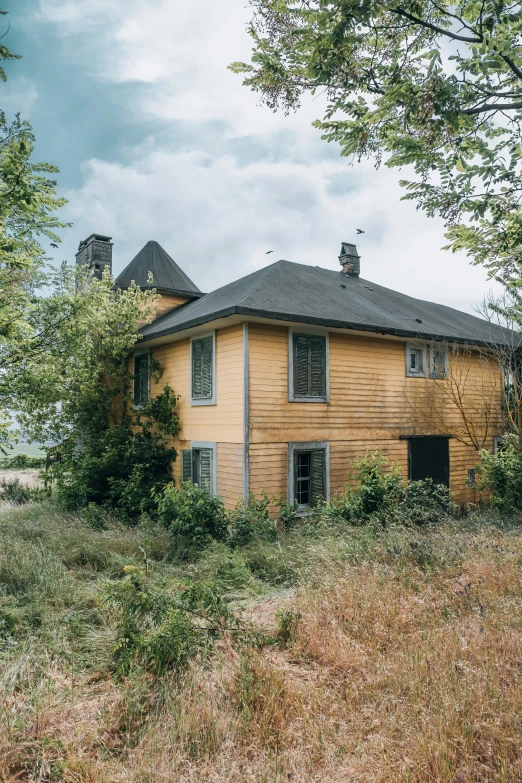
[169,440,243,510]
[137,294,190,327]
[217,443,244,509]
[152,323,244,444]
[154,293,192,318]
[248,324,501,505]
[149,323,244,509]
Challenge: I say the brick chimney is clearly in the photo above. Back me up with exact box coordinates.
[75,234,113,280]
[339,242,360,277]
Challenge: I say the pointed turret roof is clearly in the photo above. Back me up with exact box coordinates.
[115,240,202,297]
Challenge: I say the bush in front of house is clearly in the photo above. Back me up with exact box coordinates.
[325,451,452,526]
[157,480,229,550]
[53,425,177,522]
[228,492,278,548]
[476,433,522,512]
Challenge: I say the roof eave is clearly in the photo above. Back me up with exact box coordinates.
[138,305,513,348]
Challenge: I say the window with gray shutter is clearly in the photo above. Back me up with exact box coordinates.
[294,448,326,507]
[182,447,213,494]
[182,450,192,482]
[196,448,213,494]
[133,353,150,405]
[192,336,213,400]
[293,334,326,399]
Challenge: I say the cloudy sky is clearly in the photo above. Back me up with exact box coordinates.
[4,0,498,312]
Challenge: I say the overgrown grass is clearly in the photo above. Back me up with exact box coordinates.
[2,501,522,781]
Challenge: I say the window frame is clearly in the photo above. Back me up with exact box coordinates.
[405,342,427,378]
[430,346,449,379]
[288,441,330,510]
[288,327,329,403]
[493,435,504,454]
[182,441,217,495]
[133,350,151,409]
[190,331,216,406]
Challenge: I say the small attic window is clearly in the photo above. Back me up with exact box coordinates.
[406,343,427,377]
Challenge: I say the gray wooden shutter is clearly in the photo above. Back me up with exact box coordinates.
[192,337,213,399]
[294,335,310,396]
[310,449,326,506]
[182,450,193,482]
[310,337,326,397]
[199,448,213,494]
[294,335,326,397]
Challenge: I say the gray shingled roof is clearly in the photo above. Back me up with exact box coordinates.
[139,259,515,346]
[115,240,202,297]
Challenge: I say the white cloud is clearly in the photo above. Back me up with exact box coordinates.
[59,143,497,314]
[38,0,498,314]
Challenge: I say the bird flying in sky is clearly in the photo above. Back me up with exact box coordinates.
[265,250,274,254]
[356,229,365,235]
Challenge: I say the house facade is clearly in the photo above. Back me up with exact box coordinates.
[77,234,508,509]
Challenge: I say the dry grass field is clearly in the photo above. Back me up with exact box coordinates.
[1,503,522,782]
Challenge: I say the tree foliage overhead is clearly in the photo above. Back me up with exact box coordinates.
[231,0,522,276]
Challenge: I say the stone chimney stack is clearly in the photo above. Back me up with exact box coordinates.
[75,234,113,280]
[339,242,360,277]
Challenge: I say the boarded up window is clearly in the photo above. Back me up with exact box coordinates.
[293,334,326,398]
[133,353,149,405]
[192,336,213,399]
[295,449,325,507]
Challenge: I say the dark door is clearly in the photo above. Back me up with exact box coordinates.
[409,437,450,486]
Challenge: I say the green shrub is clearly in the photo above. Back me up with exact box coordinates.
[392,479,453,525]
[106,566,233,676]
[326,452,451,526]
[0,453,46,469]
[0,478,32,504]
[327,452,403,523]
[476,434,522,512]
[228,493,277,548]
[190,541,260,593]
[80,502,109,530]
[157,481,228,550]
[277,497,299,531]
[52,426,176,522]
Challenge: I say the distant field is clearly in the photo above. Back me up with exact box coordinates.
[4,442,46,458]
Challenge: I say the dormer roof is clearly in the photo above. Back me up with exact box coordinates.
[115,240,202,298]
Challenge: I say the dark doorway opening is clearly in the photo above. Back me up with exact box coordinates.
[408,436,450,487]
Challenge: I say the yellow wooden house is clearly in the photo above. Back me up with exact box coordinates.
[78,234,509,509]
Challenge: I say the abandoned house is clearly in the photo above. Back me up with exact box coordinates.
[77,233,511,509]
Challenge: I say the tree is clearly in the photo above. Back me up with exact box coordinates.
[0,9,69,444]
[405,341,502,451]
[231,0,522,278]
[6,267,181,520]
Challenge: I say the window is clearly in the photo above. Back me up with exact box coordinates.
[288,441,329,509]
[290,332,328,401]
[493,436,505,454]
[405,343,427,377]
[430,347,448,379]
[191,333,215,405]
[182,443,216,494]
[133,353,150,406]
[467,468,476,486]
